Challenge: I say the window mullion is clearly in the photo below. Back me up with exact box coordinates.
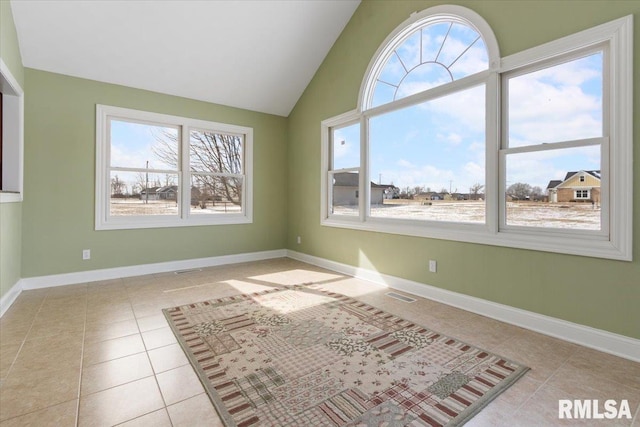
[180,125,190,219]
[110,166,177,174]
[486,72,500,234]
[360,115,368,222]
[501,137,605,155]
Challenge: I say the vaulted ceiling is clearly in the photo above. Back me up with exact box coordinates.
[10,0,360,116]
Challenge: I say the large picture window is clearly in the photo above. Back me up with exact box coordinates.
[96,105,252,230]
[321,6,632,260]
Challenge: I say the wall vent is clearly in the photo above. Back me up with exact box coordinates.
[385,292,416,303]
[174,268,203,275]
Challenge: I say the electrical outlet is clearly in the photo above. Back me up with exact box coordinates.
[429,259,437,273]
[297,236,302,244]
[82,249,91,260]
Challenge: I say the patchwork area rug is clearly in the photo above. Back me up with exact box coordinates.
[164,285,529,426]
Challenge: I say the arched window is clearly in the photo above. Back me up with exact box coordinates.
[321,6,632,261]
[361,6,498,110]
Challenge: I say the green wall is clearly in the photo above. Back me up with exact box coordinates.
[0,0,23,301]
[0,0,24,87]
[287,0,640,340]
[21,69,288,277]
[0,203,21,298]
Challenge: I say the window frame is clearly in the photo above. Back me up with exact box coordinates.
[321,9,632,261]
[0,59,24,204]
[96,105,253,230]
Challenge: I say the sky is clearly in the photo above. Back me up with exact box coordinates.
[110,120,178,172]
[332,22,603,194]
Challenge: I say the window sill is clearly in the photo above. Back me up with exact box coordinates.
[96,214,252,230]
[321,217,631,261]
[0,192,22,203]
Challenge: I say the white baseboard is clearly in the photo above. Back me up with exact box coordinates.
[0,279,23,317]
[287,250,640,363]
[18,249,287,291]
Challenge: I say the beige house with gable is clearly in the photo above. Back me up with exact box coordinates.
[547,170,601,203]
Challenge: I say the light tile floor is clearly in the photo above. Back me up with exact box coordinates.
[0,258,638,426]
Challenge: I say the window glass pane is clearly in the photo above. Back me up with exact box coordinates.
[109,171,179,216]
[449,37,488,80]
[331,171,359,216]
[371,82,397,108]
[421,23,453,62]
[190,130,243,174]
[505,145,601,230]
[438,23,484,69]
[369,85,485,223]
[332,123,360,170]
[110,119,178,170]
[397,62,452,99]
[370,21,488,108]
[508,52,603,147]
[190,174,242,214]
[378,53,405,87]
[395,32,421,71]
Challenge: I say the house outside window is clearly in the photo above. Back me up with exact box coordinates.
[96,105,253,230]
[320,6,632,261]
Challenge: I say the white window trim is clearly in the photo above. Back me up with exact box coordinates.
[96,105,253,230]
[0,58,24,204]
[321,12,633,261]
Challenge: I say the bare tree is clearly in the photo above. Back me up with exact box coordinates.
[163,174,175,187]
[400,186,412,199]
[152,130,243,205]
[531,186,543,199]
[507,182,532,200]
[470,183,484,200]
[134,172,147,197]
[111,174,126,196]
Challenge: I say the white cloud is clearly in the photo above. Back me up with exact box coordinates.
[395,32,421,71]
[446,133,462,146]
[397,159,416,168]
[424,84,485,134]
[508,55,602,145]
[463,161,484,183]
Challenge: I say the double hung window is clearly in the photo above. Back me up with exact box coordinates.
[96,105,252,230]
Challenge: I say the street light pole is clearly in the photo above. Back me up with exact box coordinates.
[145,160,149,204]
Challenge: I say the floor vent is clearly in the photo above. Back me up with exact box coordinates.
[385,292,416,303]
[174,268,203,275]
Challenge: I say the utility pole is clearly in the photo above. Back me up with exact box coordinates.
[145,160,149,204]
[449,180,453,194]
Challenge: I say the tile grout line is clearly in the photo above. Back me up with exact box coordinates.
[130,285,176,427]
[74,286,89,427]
[1,291,49,388]
[510,345,580,417]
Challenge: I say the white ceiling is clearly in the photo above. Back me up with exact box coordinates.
[10,0,360,117]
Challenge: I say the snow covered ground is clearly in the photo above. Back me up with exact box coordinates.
[334,200,600,230]
[110,199,241,216]
[111,198,600,231]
